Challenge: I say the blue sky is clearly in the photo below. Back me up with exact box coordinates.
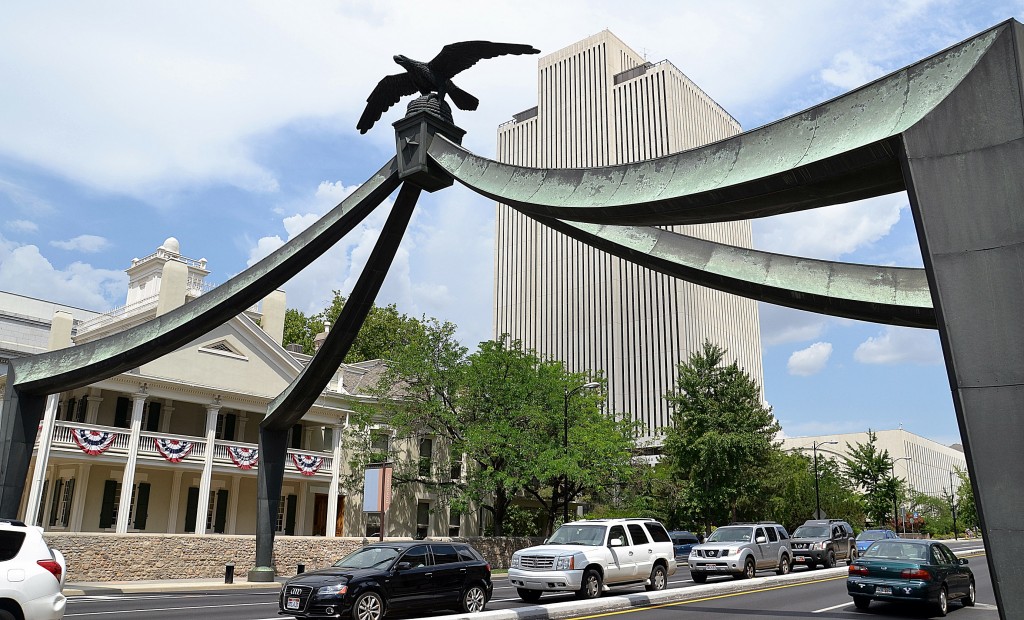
[2,1,1021,447]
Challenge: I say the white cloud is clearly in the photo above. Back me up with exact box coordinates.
[5,219,38,233]
[759,304,828,346]
[821,50,886,90]
[787,342,833,376]
[50,235,111,253]
[754,194,907,260]
[854,326,943,365]
[0,235,126,310]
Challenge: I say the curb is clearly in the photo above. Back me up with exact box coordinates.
[64,580,284,596]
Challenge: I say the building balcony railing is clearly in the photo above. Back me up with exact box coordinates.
[49,421,333,479]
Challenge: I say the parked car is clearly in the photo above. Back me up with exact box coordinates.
[848,539,974,616]
[279,541,492,619]
[668,530,701,560]
[688,522,792,582]
[855,528,899,554]
[0,518,66,620]
[508,518,677,602]
[789,519,856,568]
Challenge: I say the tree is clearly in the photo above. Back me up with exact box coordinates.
[662,340,780,533]
[282,308,317,354]
[954,468,978,532]
[842,430,904,527]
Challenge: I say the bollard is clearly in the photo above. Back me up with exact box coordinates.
[297,563,305,574]
[225,562,235,584]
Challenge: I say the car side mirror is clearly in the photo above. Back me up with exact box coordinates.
[755,536,767,544]
[609,539,623,547]
[396,562,412,571]
[959,558,969,565]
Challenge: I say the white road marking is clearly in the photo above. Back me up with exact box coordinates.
[813,601,852,613]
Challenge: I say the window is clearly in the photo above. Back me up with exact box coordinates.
[644,522,670,543]
[48,478,75,528]
[457,546,479,563]
[432,544,459,564]
[416,501,430,539]
[370,431,390,464]
[776,526,790,540]
[401,545,430,568]
[290,424,303,450]
[627,523,649,545]
[274,493,296,535]
[766,526,778,542]
[450,454,463,481]
[365,513,382,537]
[215,413,237,441]
[418,437,433,478]
[448,509,461,537]
[608,525,627,546]
[754,527,766,542]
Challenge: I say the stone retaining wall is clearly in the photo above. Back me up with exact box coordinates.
[44,533,539,582]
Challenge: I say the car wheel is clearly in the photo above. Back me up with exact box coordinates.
[461,584,488,613]
[734,557,756,580]
[0,610,15,620]
[645,564,667,591]
[776,554,790,576]
[824,550,836,568]
[847,547,857,565]
[576,568,602,599]
[352,591,385,620]
[963,580,976,606]
[516,588,542,603]
[691,571,708,583]
[935,586,948,617]
[853,595,870,610]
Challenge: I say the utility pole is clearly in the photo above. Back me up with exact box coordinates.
[949,469,958,541]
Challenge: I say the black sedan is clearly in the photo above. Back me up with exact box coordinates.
[847,539,975,616]
[279,541,493,619]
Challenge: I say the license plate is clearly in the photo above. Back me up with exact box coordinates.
[875,586,892,595]
[287,597,301,610]
[705,566,718,571]
[794,556,805,562]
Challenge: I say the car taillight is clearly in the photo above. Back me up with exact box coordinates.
[900,568,931,580]
[486,563,491,572]
[848,564,868,576]
[38,559,62,582]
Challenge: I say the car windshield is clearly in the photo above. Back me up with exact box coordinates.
[333,546,401,569]
[706,527,752,543]
[857,529,888,541]
[548,525,606,546]
[863,541,928,561]
[793,525,829,538]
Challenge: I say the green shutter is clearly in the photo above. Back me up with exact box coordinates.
[60,479,75,527]
[145,402,161,432]
[285,494,298,535]
[48,479,64,527]
[114,397,130,428]
[37,479,49,527]
[214,489,228,533]
[223,414,236,441]
[76,396,88,422]
[134,483,151,530]
[184,487,200,533]
[291,424,303,449]
[99,480,117,529]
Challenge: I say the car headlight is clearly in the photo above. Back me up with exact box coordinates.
[316,584,348,597]
[554,555,575,570]
[510,554,521,569]
[819,542,829,550]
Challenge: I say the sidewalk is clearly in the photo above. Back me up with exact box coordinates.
[64,577,285,596]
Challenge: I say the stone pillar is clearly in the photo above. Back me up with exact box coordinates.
[326,422,344,538]
[23,394,59,526]
[167,470,183,532]
[115,390,148,533]
[194,400,221,534]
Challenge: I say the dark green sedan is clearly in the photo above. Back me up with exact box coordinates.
[847,539,975,616]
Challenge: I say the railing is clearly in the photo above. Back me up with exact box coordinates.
[76,296,159,334]
[50,422,331,478]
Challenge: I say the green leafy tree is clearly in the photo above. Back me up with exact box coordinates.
[282,308,317,354]
[842,430,904,527]
[662,340,780,533]
[954,468,978,532]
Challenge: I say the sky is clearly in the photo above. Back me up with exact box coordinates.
[2,1,1022,448]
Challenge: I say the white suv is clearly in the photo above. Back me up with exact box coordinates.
[0,519,67,620]
[508,518,677,603]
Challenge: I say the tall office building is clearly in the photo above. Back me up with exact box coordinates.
[495,31,764,438]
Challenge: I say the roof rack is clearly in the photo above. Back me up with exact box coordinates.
[728,521,780,526]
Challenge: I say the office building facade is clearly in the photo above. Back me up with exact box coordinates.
[495,31,764,437]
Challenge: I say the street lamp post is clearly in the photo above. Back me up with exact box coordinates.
[890,457,911,530]
[563,381,600,525]
[812,441,838,519]
[949,470,959,540]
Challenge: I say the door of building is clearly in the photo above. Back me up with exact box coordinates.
[312,494,345,536]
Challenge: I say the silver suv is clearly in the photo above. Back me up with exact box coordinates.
[688,522,792,582]
[508,518,677,602]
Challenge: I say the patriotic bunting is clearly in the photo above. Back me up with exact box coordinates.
[155,438,194,463]
[228,446,259,469]
[71,428,117,455]
[291,454,324,476]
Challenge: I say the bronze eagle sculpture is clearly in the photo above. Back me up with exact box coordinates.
[357,40,540,134]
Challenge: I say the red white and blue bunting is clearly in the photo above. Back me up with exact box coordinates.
[71,428,117,456]
[228,446,259,469]
[155,438,194,463]
[291,454,324,476]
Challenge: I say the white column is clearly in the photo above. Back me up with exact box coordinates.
[84,392,103,425]
[227,475,241,534]
[115,390,148,533]
[24,394,60,526]
[160,401,174,434]
[326,422,344,537]
[70,463,91,531]
[236,412,248,441]
[167,470,183,532]
[194,400,221,535]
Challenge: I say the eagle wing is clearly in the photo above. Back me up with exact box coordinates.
[357,72,418,134]
[428,41,539,80]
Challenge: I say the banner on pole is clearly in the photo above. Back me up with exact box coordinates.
[362,464,393,512]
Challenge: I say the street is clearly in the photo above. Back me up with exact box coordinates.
[64,541,994,620]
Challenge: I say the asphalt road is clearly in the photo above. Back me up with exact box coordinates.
[63,540,994,620]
